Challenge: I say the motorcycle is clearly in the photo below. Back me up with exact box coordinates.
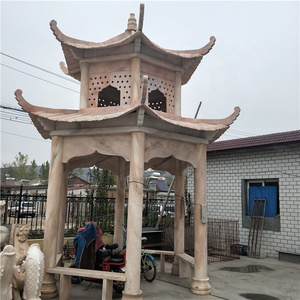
[71,222,126,293]
[70,222,157,293]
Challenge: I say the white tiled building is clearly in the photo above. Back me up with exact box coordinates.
[186,130,300,259]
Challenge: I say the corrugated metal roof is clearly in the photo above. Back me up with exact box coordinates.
[207,130,300,152]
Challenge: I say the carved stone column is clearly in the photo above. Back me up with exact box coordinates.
[80,62,89,109]
[191,143,211,295]
[122,132,144,300]
[114,158,126,248]
[131,57,141,105]
[56,165,68,257]
[171,160,185,275]
[41,136,64,298]
[174,71,182,116]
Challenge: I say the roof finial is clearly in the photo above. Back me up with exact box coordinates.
[138,3,145,31]
[126,13,137,32]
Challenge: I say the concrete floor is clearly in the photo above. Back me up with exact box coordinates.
[53,256,300,300]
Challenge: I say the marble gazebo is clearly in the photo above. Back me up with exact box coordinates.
[15,4,240,299]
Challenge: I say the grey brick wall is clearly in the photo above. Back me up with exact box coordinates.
[186,144,300,258]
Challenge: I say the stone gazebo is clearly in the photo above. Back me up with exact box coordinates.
[15,4,240,300]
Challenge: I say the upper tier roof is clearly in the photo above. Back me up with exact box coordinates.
[50,7,215,84]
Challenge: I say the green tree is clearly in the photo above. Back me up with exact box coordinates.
[1,163,14,183]
[12,152,29,180]
[88,167,116,198]
[39,161,50,184]
[88,166,101,186]
[28,159,37,179]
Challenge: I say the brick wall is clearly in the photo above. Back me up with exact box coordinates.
[186,144,300,258]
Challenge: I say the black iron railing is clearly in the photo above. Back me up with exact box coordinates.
[1,193,176,237]
[1,192,240,262]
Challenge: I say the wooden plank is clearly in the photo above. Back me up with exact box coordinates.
[143,249,175,256]
[59,274,71,300]
[177,253,194,266]
[56,253,63,266]
[143,249,175,273]
[102,279,113,300]
[47,267,126,281]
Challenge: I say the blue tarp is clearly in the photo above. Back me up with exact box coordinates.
[73,222,97,268]
[249,186,277,217]
[156,179,169,192]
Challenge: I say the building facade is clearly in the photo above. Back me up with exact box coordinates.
[187,130,300,258]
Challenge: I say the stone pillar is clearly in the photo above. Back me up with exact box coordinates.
[41,136,64,298]
[171,160,185,275]
[131,57,141,105]
[114,158,126,248]
[191,143,211,295]
[174,71,182,116]
[56,166,68,257]
[122,132,144,300]
[80,62,89,109]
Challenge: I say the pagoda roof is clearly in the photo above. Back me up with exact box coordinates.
[50,13,215,85]
[15,89,240,144]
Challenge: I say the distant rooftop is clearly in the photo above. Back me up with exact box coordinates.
[207,130,300,152]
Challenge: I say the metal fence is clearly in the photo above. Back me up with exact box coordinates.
[162,218,240,262]
[1,192,240,262]
[0,193,177,237]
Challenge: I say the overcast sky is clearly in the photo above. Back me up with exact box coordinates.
[1,1,299,166]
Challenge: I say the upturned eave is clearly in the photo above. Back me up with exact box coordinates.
[15,89,240,143]
[50,19,215,84]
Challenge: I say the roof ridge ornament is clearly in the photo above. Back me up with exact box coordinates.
[126,13,137,32]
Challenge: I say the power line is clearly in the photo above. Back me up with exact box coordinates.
[1,52,258,139]
[1,105,32,124]
[1,63,80,94]
[1,115,32,125]
[0,131,51,143]
[1,52,259,139]
[225,129,257,137]
[1,105,24,113]
[1,52,79,85]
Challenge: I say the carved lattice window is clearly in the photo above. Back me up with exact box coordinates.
[98,85,120,107]
[148,89,166,112]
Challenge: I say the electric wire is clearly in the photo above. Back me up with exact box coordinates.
[0,52,265,139]
[0,52,79,85]
[0,131,50,143]
[1,63,80,94]
[223,129,257,138]
[186,166,300,178]
[1,105,24,112]
[1,105,32,124]
[1,53,259,139]
[1,114,32,124]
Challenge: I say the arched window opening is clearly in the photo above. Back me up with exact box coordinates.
[98,85,120,107]
[148,89,166,112]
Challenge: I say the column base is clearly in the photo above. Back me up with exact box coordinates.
[41,280,57,299]
[122,289,143,300]
[171,260,179,275]
[191,277,211,295]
